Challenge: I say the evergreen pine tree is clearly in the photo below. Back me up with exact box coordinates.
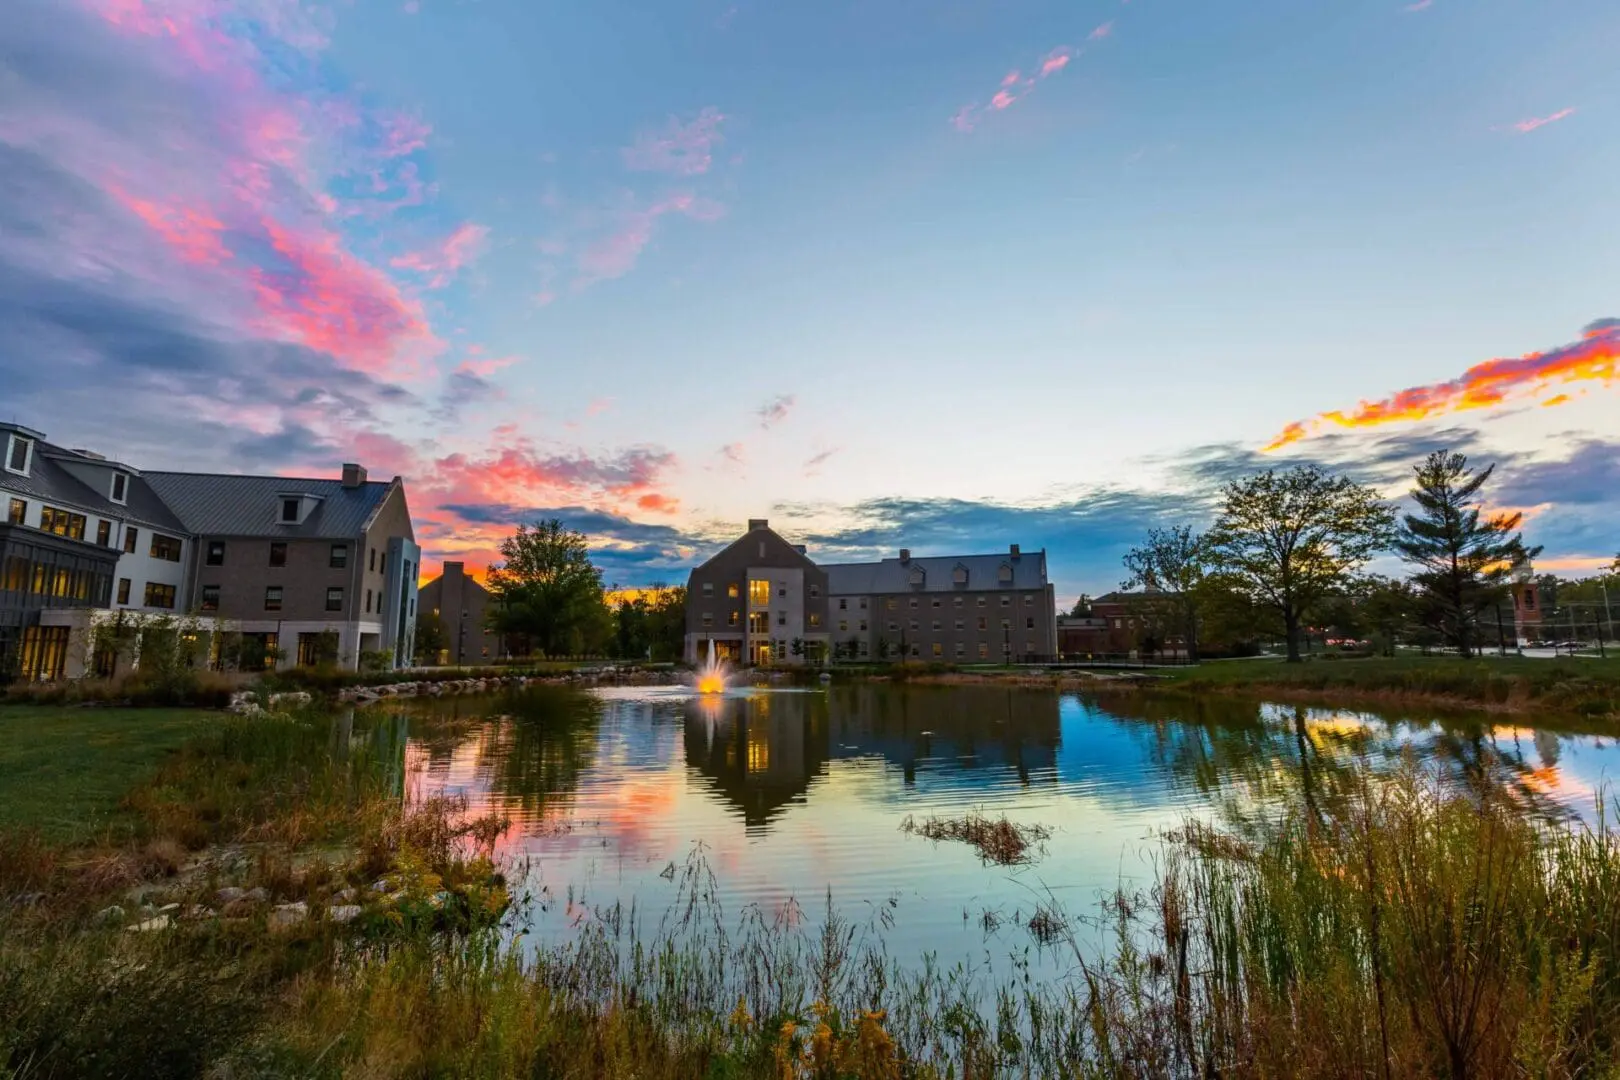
[1395,451,1541,657]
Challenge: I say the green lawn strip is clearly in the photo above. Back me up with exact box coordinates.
[0,706,216,845]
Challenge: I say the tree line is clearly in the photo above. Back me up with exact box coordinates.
[414,519,687,664]
[1108,449,1615,663]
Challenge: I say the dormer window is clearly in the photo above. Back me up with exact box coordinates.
[997,563,1014,584]
[952,565,968,586]
[281,498,300,523]
[908,567,925,587]
[5,435,32,476]
[110,472,129,505]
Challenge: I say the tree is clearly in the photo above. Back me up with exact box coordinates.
[414,609,447,665]
[1067,594,1094,618]
[1121,525,1211,660]
[1355,574,1419,656]
[1208,465,1395,663]
[485,520,611,658]
[1394,450,1541,657]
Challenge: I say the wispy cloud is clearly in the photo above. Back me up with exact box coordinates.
[719,442,747,465]
[950,29,1108,132]
[756,393,795,429]
[1509,107,1576,134]
[1264,318,1620,451]
[803,447,839,475]
[574,194,724,287]
[390,223,490,288]
[1403,0,1433,11]
[623,107,727,176]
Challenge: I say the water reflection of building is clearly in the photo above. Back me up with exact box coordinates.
[683,685,1062,827]
[683,693,831,828]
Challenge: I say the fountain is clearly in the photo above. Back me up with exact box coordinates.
[695,639,727,695]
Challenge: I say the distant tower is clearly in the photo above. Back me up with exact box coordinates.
[1508,556,1543,645]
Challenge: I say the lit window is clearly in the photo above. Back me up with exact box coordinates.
[149,534,182,562]
[727,583,739,598]
[932,643,943,657]
[729,610,739,626]
[116,578,131,605]
[143,582,177,609]
[749,580,771,606]
[978,643,989,658]
[885,598,896,611]
[6,498,23,524]
[96,520,111,547]
[809,613,821,628]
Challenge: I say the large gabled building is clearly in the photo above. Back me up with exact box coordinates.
[1,420,420,681]
[684,519,1058,666]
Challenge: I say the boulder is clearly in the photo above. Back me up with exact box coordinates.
[327,904,362,924]
[126,915,171,932]
[215,886,245,905]
[269,901,309,929]
[242,886,270,903]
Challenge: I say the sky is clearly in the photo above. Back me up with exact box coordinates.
[1,0,1616,601]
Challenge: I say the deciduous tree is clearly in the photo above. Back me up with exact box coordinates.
[1394,451,1540,657]
[486,520,611,658]
[1121,525,1211,660]
[1209,465,1395,663]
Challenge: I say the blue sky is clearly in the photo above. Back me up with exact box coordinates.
[1,0,1615,598]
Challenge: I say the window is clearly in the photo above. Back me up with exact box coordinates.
[1026,616,1036,630]
[953,567,968,585]
[269,542,287,567]
[1113,618,1123,629]
[809,613,822,628]
[955,620,964,631]
[264,586,283,611]
[124,527,138,554]
[330,544,348,569]
[978,643,989,658]
[859,642,870,657]
[326,587,344,612]
[369,548,376,572]
[40,507,86,540]
[910,644,920,657]
[885,598,896,611]
[838,598,847,610]
[8,498,25,524]
[1001,618,1011,630]
[206,541,225,566]
[96,520,111,546]
[702,582,714,597]
[1000,596,1011,607]
[365,589,372,613]
[110,473,128,503]
[149,534,182,562]
[932,643,943,657]
[859,598,868,609]
[909,620,919,631]
[998,565,1014,584]
[729,610,740,626]
[1026,642,1036,655]
[5,435,32,474]
[839,620,849,632]
[750,612,769,632]
[809,584,820,599]
[144,582,176,609]
[977,597,986,607]
[280,498,299,523]
[954,597,963,607]
[777,585,786,597]
[200,585,220,612]
[379,552,386,574]
[1025,595,1035,605]
[932,620,941,631]
[859,620,868,631]
[749,580,770,606]
[116,578,131,605]
[701,613,714,628]
[777,613,787,626]
[977,616,987,631]
[727,583,739,598]
[955,643,965,657]
[887,622,898,632]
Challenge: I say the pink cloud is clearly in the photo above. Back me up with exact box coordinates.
[1511,107,1576,133]
[719,442,746,465]
[756,393,795,429]
[952,39,1086,132]
[391,222,490,287]
[949,106,977,133]
[376,110,432,158]
[622,107,727,176]
[1001,71,1022,88]
[1403,0,1432,10]
[454,354,518,378]
[1089,21,1114,40]
[106,187,231,266]
[1040,51,1072,77]
[990,90,1018,111]
[575,194,723,286]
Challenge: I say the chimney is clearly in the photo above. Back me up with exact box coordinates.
[899,549,911,564]
[445,561,465,580]
[341,463,367,488]
[1010,544,1021,560]
[748,518,768,531]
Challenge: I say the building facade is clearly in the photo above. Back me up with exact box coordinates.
[684,520,1058,665]
[1,420,419,681]
[418,561,508,665]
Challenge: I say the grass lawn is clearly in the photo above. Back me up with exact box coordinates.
[0,706,216,844]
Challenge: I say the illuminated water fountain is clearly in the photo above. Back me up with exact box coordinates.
[695,639,727,695]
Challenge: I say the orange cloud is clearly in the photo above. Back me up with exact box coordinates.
[1264,319,1620,451]
[637,493,680,514]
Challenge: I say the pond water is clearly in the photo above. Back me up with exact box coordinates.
[388,683,1619,969]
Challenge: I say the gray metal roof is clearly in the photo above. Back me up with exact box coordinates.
[1,440,186,533]
[822,550,1048,595]
[142,472,394,539]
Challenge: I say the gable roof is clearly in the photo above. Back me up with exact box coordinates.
[822,550,1047,594]
[142,472,395,539]
[1,439,186,532]
[689,524,821,577]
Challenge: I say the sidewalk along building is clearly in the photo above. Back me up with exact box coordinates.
[684,519,1058,666]
[417,561,508,665]
[0,419,421,681]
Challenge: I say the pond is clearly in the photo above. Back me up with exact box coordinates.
[388,682,1619,971]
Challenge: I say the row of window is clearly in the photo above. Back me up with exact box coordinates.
[193,584,385,614]
[201,540,388,573]
[703,610,827,630]
[8,498,186,562]
[695,581,1042,611]
[701,580,825,603]
[884,617,1038,632]
[2,557,106,601]
[880,594,1035,610]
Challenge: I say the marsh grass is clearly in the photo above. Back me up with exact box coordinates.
[900,812,1053,866]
